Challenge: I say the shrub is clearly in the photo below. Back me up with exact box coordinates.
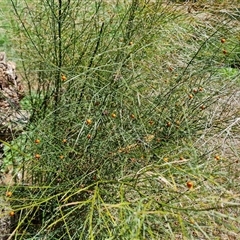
[2,0,240,239]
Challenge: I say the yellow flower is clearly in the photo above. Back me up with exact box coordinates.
[6,191,12,197]
[86,119,92,125]
[61,75,67,81]
[9,211,15,217]
[163,157,168,162]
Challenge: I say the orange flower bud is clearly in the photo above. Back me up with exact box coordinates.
[187,181,193,189]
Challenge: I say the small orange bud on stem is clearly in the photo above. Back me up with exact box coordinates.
[187,181,193,189]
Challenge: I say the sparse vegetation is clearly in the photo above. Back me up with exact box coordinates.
[0,0,239,239]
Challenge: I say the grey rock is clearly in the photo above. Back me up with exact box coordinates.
[0,52,26,143]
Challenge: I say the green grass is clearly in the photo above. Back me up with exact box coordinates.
[0,0,16,57]
[0,3,9,50]
[1,0,240,239]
